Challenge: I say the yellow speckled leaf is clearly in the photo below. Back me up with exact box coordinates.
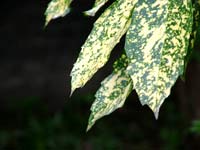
[45,0,72,26]
[70,0,138,94]
[125,0,193,118]
[84,0,110,16]
[87,54,132,131]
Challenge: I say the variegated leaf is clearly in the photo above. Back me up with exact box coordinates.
[70,0,138,94]
[84,0,110,16]
[125,0,193,118]
[45,0,72,26]
[87,54,132,131]
[183,0,200,78]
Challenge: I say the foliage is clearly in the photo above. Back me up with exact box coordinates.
[45,0,72,26]
[45,0,200,130]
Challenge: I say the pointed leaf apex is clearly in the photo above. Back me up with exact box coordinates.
[86,125,92,132]
[70,82,79,97]
[44,0,72,26]
[70,88,75,97]
[86,114,95,132]
[152,107,160,120]
[44,18,50,27]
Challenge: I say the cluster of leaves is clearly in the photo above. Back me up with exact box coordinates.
[45,0,200,131]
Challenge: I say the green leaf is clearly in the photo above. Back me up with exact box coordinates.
[125,0,193,118]
[84,0,110,16]
[87,54,132,131]
[45,0,72,26]
[70,0,138,94]
[183,0,200,79]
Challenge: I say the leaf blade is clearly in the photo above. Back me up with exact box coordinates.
[87,54,132,131]
[70,0,138,94]
[125,0,193,118]
[45,0,72,26]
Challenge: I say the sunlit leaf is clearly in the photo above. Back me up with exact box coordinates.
[84,0,110,16]
[45,0,72,26]
[87,54,132,131]
[70,0,138,94]
[125,0,193,118]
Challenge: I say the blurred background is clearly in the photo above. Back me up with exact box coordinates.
[0,0,200,149]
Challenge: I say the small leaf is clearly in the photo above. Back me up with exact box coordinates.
[84,0,109,16]
[45,0,72,26]
[87,54,132,131]
[70,0,138,94]
[125,0,193,118]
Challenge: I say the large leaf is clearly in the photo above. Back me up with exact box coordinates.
[125,0,193,118]
[70,0,138,94]
[45,0,72,26]
[84,0,110,16]
[87,54,132,131]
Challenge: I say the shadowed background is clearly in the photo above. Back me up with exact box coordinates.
[0,0,200,149]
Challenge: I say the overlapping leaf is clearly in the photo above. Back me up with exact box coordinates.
[84,0,110,16]
[87,54,132,131]
[70,0,138,94]
[125,0,193,118]
[45,0,72,26]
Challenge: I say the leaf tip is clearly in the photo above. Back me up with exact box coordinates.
[70,87,76,97]
[153,107,160,120]
[86,113,96,132]
[86,125,91,132]
[44,20,49,28]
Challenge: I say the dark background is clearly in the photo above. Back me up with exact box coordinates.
[0,0,200,149]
